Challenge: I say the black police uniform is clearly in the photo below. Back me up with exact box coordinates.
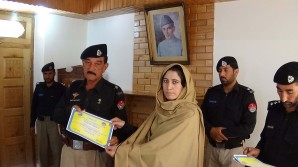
[201,82,257,148]
[256,100,298,167]
[53,78,128,152]
[30,81,66,127]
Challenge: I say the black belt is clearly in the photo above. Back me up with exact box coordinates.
[61,135,104,151]
[210,140,243,149]
[68,138,102,151]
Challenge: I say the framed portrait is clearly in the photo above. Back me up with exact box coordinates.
[145,3,189,65]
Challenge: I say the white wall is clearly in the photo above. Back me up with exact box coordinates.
[215,0,298,146]
[34,14,87,84]
[33,0,298,146]
[87,13,134,91]
[34,13,134,91]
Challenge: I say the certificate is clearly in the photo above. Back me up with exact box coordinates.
[233,155,275,167]
[66,108,114,148]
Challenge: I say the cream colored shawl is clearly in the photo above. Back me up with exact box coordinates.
[115,63,205,167]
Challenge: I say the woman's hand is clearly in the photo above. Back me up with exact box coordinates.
[109,136,119,146]
[105,145,119,158]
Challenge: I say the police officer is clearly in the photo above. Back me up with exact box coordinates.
[53,44,128,167]
[201,56,257,167]
[30,62,66,167]
[244,61,298,167]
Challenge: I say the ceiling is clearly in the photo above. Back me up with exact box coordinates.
[0,0,236,20]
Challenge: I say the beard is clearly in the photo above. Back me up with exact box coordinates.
[282,101,295,108]
[45,78,54,84]
[220,77,233,86]
[282,96,298,110]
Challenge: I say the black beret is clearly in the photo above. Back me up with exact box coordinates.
[41,62,55,72]
[216,56,238,72]
[274,61,298,85]
[161,15,174,27]
[80,44,108,62]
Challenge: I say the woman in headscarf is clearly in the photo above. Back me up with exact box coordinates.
[106,63,205,167]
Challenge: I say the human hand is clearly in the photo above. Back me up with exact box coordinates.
[105,145,118,158]
[110,117,125,130]
[30,128,35,136]
[109,136,119,146]
[72,105,82,112]
[243,147,260,157]
[210,127,228,142]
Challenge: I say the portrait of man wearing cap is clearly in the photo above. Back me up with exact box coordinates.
[201,56,257,167]
[52,44,128,167]
[244,61,298,167]
[30,62,66,167]
[155,13,182,57]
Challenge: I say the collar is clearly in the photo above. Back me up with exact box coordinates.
[215,82,239,93]
[41,81,57,88]
[78,78,105,92]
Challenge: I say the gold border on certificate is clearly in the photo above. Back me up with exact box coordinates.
[66,108,114,148]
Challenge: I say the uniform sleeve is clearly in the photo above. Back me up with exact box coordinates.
[256,103,272,150]
[256,126,267,150]
[222,92,257,138]
[52,88,71,126]
[112,86,129,143]
[200,90,213,137]
[118,123,138,141]
[30,85,39,127]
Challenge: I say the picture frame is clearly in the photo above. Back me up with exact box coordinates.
[145,3,189,65]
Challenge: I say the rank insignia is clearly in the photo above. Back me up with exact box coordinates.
[97,99,102,104]
[97,49,102,56]
[117,100,125,110]
[288,75,294,83]
[248,103,257,113]
[70,92,80,102]
[222,61,227,67]
[72,92,79,99]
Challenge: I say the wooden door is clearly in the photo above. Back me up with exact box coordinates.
[0,11,34,167]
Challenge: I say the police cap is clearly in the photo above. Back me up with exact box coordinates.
[41,62,55,72]
[216,56,238,72]
[273,61,298,85]
[80,44,108,63]
[160,15,174,27]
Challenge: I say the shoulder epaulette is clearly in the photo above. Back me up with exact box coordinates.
[69,80,84,87]
[267,100,281,110]
[239,85,254,94]
[55,81,64,86]
[114,85,124,96]
[71,80,83,84]
[35,82,45,87]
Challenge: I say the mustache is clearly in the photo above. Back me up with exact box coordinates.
[87,71,96,76]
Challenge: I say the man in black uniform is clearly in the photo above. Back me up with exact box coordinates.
[53,44,128,167]
[201,56,257,167]
[244,61,298,167]
[30,62,66,167]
